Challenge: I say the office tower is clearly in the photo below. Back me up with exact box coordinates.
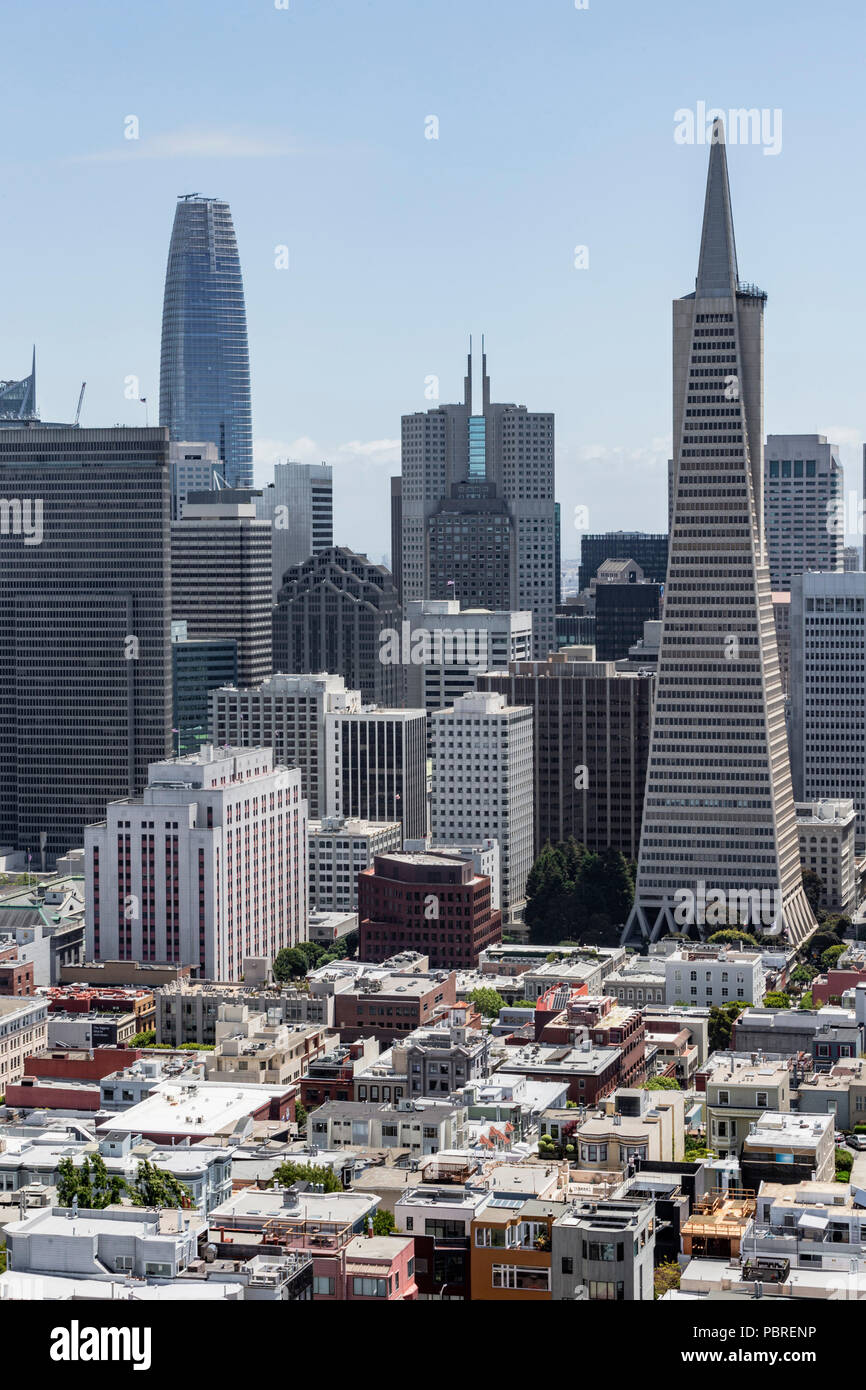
[169,441,222,521]
[400,343,556,658]
[764,434,843,589]
[256,461,334,597]
[844,546,860,573]
[791,572,866,849]
[210,672,362,818]
[171,488,272,687]
[159,195,253,488]
[84,746,307,981]
[325,707,427,839]
[404,835,501,911]
[624,122,814,946]
[591,560,662,661]
[390,476,403,603]
[772,593,791,698]
[554,502,562,606]
[0,350,36,420]
[273,547,403,706]
[0,426,172,859]
[431,690,533,921]
[308,816,403,911]
[478,648,652,858]
[404,599,532,722]
[578,532,668,593]
[171,621,237,755]
[555,599,596,650]
[358,850,502,970]
[795,800,857,915]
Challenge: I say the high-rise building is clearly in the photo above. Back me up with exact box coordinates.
[0,350,36,421]
[84,746,307,981]
[171,621,237,756]
[390,476,403,604]
[431,690,533,921]
[255,462,334,597]
[404,599,532,724]
[624,122,815,946]
[591,560,663,662]
[0,426,172,858]
[273,547,403,706]
[159,195,253,488]
[790,572,866,849]
[358,851,502,970]
[325,707,427,840]
[578,532,668,593]
[308,815,403,912]
[764,434,843,589]
[844,546,860,573]
[478,648,652,859]
[171,488,272,688]
[772,593,791,698]
[169,441,222,521]
[210,672,362,819]
[400,343,556,658]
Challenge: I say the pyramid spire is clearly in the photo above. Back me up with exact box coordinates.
[695,118,739,298]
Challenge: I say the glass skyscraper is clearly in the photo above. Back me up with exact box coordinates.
[159,195,253,488]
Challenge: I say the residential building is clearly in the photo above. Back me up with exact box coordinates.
[796,799,858,914]
[478,649,652,859]
[171,489,272,688]
[764,434,844,590]
[740,1111,835,1187]
[211,673,361,819]
[306,958,457,1045]
[551,1198,655,1301]
[203,1004,329,1086]
[731,1007,862,1070]
[624,124,815,946]
[394,1184,492,1299]
[156,977,334,1046]
[325,707,427,840]
[470,1197,566,1301]
[358,851,501,970]
[160,194,253,488]
[791,571,866,848]
[578,532,668,592]
[300,1038,381,1109]
[308,1098,464,1157]
[84,746,307,981]
[663,946,766,1008]
[702,1056,793,1158]
[0,995,48,1091]
[5,1204,206,1283]
[0,426,172,858]
[431,691,532,921]
[255,461,334,596]
[308,816,403,912]
[273,547,403,706]
[400,343,556,658]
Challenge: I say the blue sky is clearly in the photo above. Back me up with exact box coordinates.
[2,0,864,563]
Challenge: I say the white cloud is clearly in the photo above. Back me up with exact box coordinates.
[73,127,296,164]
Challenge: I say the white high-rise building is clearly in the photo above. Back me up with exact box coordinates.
[255,461,333,597]
[791,572,866,850]
[84,746,307,982]
[625,122,815,947]
[404,599,532,721]
[325,708,427,840]
[764,434,844,590]
[404,835,501,911]
[308,816,403,911]
[431,690,532,921]
[210,673,361,819]
[169,441,222,521]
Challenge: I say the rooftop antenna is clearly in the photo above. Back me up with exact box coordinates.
[74,381,86,427]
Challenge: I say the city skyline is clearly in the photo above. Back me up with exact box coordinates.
[3,0,865,564]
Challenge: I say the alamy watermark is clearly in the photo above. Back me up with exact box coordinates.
[674,103,782,157]
[379,621,489,668]
[0,498,43,546]
[673,880,782,929]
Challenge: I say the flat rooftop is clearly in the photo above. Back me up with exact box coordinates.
[94,1080,289,1138]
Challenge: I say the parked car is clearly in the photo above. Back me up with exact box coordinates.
[848,1134,866,1151]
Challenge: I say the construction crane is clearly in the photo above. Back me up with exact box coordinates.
[74,381,86,426]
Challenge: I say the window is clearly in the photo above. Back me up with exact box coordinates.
[475,1226,508,1247]
[144,1262,172,1277]
[352,1276,388,1298]
[561,1257,574,1274]
[314,1276,335,1296]
[491,1265,550,1292]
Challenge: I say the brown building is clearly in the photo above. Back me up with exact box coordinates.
[358,852,502,970]
[0,959,34,996]
[477,649,652,857]
[332,967,458,1045]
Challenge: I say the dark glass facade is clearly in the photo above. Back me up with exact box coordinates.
[159,196,253,488]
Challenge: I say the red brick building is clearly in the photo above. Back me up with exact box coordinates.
[358,852,501,971]
[333,967,457,1045]
[0,959,34,996]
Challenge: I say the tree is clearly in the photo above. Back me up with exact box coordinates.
[294,1099,308,1133]
[708,1001,748,1052]
[762,991,790,1009]
[790,964,817,987]
[802,869,824,915]
[371,1208,395,1236]
[271,1160,342,1193]
[130,1029,156,1048]
[707,929,760,947]
[799,991,814,1011]
[821,943,848,972]
[273,947,310,982]
[469,987,505,1020]
[128,1159,192,1209]
[524,838,634,946]
[643,1076,681,1091]
[654,1259,682,1299]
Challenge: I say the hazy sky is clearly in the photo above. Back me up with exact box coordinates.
[3,0,864,563]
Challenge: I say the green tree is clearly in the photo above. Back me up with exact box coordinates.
[798,991,814,1010]
[294,1099,308,1133]
[706,929,760,947]
[790,964,818,987]
[821,943,848,972]
[643,1076,681,1091]
[763,991,791,1009]
[371,1208,396,1236]
[708,1001,748,1051]
[801,869,824,915]
[128,1159,192,1209]
[273,947,310,982]
[654,1259,682,1299]
[469,987,505,1020]
[271,1160,342,1193]
[130,1029,156,1048]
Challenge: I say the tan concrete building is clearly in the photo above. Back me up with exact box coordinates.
[0,995,49,1090]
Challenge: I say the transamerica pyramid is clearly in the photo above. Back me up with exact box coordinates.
[623,119,816,946]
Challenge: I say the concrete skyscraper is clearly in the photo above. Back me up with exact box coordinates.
[764,434,844,589]
[400,344,556,658]
[160,195,253,488]
[255,462,334,597]
[624,123,815,946]
[0,427,173,859]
